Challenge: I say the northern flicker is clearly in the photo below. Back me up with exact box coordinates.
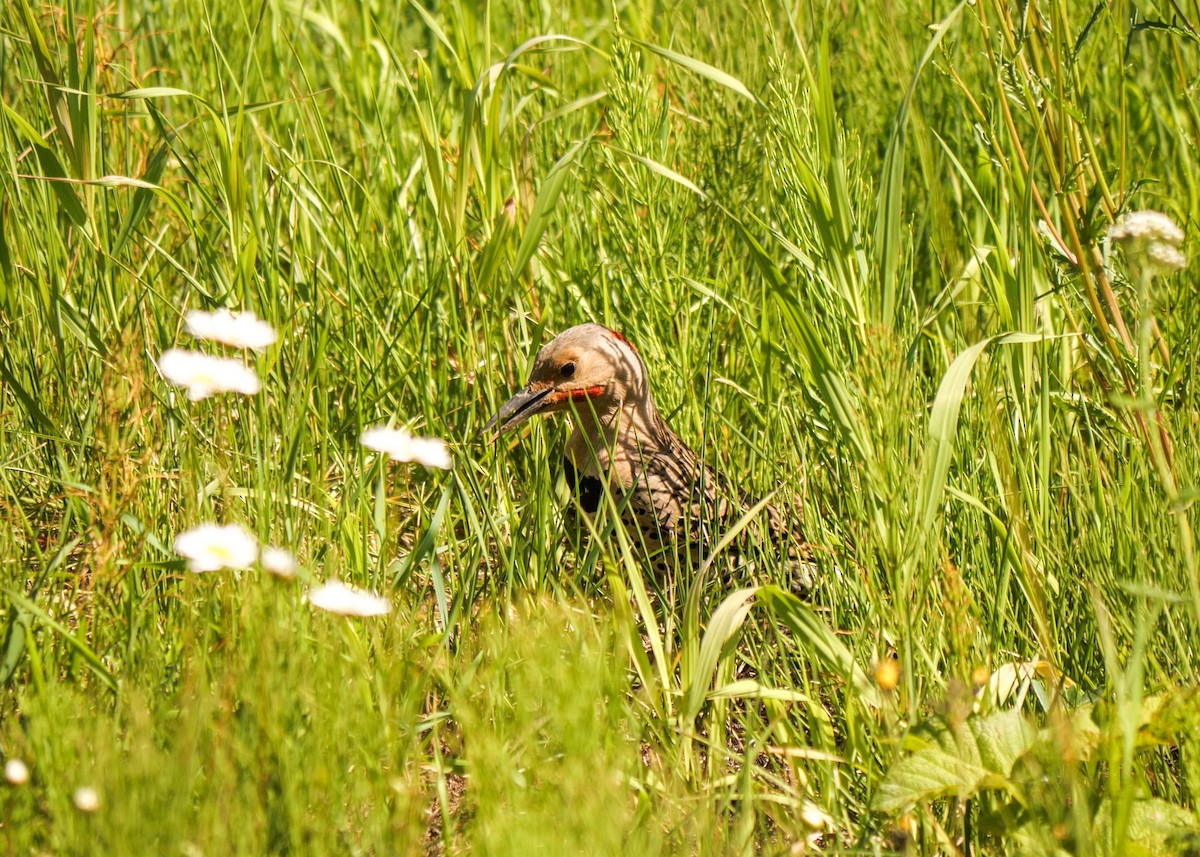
[484,323,812,586]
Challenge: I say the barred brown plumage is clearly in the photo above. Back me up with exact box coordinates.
[484,323,813,588]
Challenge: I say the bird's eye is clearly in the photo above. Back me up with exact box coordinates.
[560,362,576,379]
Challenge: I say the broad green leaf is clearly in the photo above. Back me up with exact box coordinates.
[875,707,1036,812]
[1093,798,1198,857]
[875,747,988,814]
[916,333,1045,537]
[1101,687,1200,749]
[968,707,1035,776]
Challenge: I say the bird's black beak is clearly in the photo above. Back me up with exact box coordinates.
[481,385,553,443]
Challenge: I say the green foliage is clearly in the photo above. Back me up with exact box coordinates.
[875,707,1035,814]
[453,601,651,855]
[877,681,1200,853]
[1,0,1199,853]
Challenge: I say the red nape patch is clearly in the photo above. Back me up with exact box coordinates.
[608,328,638,352]
[547,385,605,405]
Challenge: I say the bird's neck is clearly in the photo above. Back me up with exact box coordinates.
[564,393,670,485]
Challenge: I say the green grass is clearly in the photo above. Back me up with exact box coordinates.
[2,0,1200,852]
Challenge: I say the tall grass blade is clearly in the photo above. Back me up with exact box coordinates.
[916,333,1045,539]
[508,138,588,288]
[2,588,117,692]
[874,2,965,327]
[757,586,880,709]
[627,36,757,103]
[682,587,756,727]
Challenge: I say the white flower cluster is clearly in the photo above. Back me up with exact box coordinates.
[174,523,259,572]
[155,306,450,622]
[260,546,298,579]
[172,523,392,617]
[1109,210,1188,278]
[158,308,276,400]
[73,786,100,813]
[5,758,29,786]
[306,581,392,616]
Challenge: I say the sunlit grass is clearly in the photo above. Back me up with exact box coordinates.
[2,0,1199,853]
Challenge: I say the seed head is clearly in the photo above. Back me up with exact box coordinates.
[1109,210,1187,279]
[1145,243,1187,277]
[1109,210,1184,247]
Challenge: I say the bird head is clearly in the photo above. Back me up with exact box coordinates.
[483,323,648,441]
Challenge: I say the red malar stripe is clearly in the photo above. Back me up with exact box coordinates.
[547,385,605,405]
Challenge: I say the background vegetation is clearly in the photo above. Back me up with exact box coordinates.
[2,0,1199,852]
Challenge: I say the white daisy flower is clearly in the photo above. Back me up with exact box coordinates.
[73,786,100,813]
[360,426,452,470]
[4,759,29,786]
[260,546,298,579]
[185,308,278,351]
[306,581,391,617]
[174,523,259,573]
[158,349,261,401]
